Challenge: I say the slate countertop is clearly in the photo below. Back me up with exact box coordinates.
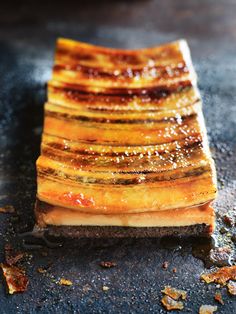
[0,1,236,313]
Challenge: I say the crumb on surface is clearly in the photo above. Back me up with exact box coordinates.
[162,261,169,270]
[161,286,187,300]
[1,263,29,294]
[201,265,236,285]
[161,295,184,311]
[223,215,233,227]
[37,267,47,274]
[59,278,73,286]
[214,291,224,304]
[100,261,117,268]
[102,285,109,291]
[199,305,217,314]
[0,205,15,213]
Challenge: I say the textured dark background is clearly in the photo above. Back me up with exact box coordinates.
[0,0,236,313]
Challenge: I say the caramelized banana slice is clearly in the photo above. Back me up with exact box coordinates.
[35,38,217,237]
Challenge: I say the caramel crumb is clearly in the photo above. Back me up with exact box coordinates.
[199,305,217,314]
[173,268,177,273]
[100,261,117,268]
[223,215,233,227]
[102,285,109,291]
[37,267,47,274]
[227,280,236,295]
[59,278,73,286]
[161,286,187,300]
[1,263,29,294]
[214,291,224,304]
[161,295,184,311]
[162,261,169,270]
[201,265,236,285]
[0,205,15,213]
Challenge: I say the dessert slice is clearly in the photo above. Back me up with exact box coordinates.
[35,38,217,237]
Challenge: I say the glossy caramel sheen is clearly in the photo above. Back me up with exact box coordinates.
[35,38,217,229]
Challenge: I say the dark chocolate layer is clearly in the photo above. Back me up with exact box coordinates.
[45,224,211,238]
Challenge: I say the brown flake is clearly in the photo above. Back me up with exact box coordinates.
[1,263,29,294]
[37,267,47,274]
[59,278,73,286]
[161,295,184,311]
[201,265,236,285]
[223,215,233,227]
[0,205,15,213]
[161,286,187,300]
[100,261,117,268]
[199,305,217,314]
[214,291,224,304]
[162,261,169,270]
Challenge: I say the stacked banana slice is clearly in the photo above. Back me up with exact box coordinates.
[35,38,217,237]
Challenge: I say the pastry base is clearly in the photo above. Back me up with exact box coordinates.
[35,199,214,237]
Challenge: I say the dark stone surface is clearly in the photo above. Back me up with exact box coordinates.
[0,1,236,313]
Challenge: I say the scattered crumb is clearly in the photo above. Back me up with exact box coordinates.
[201,265,236,285]
[59,278,73,286]
[1,263,29,294]
[36,262,52,274]
[37,267,47,274]
[227,281,236,295]
[214,291,224,304]
[5,244,24,266]
[102,285,110,291]
[173,268,177,273]
[100,261,117,268]
[162,261,169,270]
[223,215,233,227]
[161,295,184,311]
[0,205,15,213]
[161,286,187,300]
[199,305,217,314]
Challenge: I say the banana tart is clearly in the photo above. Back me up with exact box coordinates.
[35,38,217,237]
